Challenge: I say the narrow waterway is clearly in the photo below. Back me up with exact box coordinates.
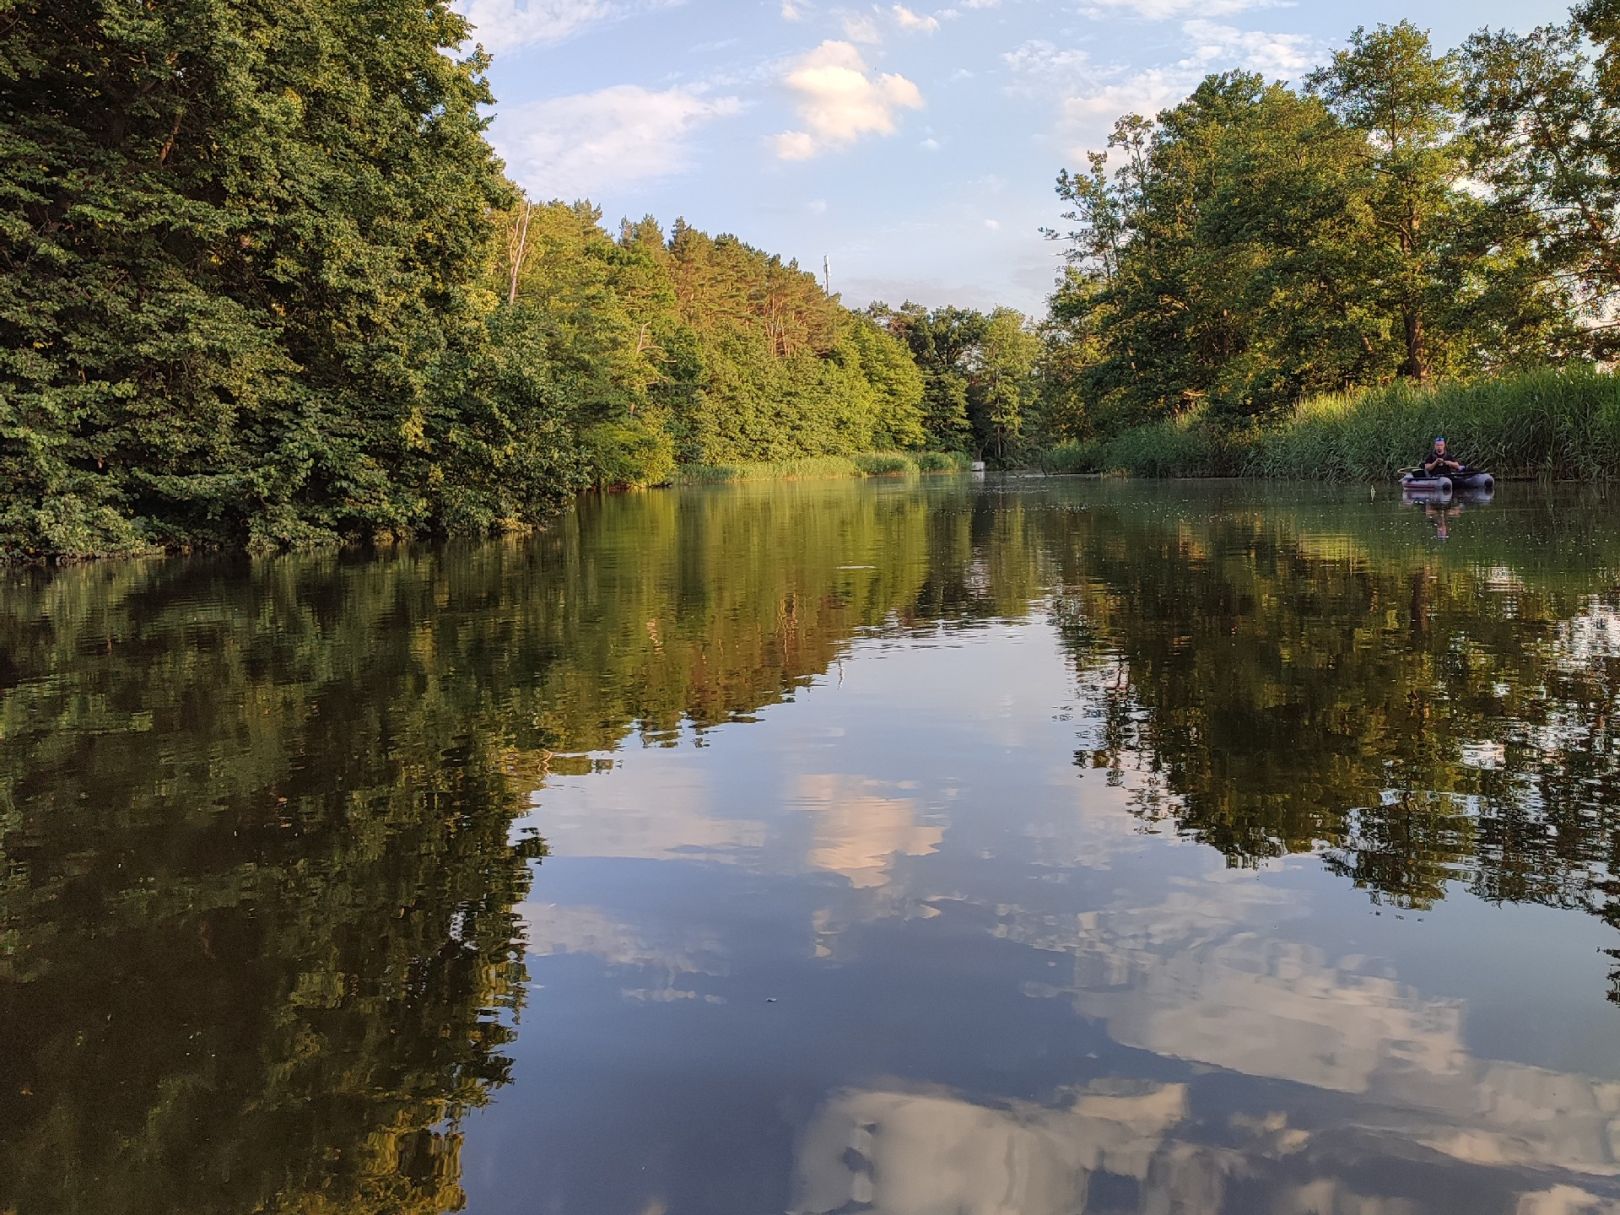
[4,477,1619,1214]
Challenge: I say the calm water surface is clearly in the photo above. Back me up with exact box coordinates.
[5,478,1620,1214]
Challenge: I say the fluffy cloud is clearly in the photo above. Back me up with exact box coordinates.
[1080,0,1283,18]
[774,40,925,159]
[1059,66,1186,129]
[1179,18,1313,75]
[892,4,940,32]
[1002,38,1091,93]
[841,10,882,41]
[493,84,742,198]
[1007,19,1320,156]
[454,0,618,54]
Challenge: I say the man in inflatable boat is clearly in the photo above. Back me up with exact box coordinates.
[1423,436,1461,477]
[1403,436,1494,491]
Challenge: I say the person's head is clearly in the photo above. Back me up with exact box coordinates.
[1433,435,1447,454]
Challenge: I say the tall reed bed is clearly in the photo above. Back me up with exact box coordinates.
[1038,367,1620,480]
[1249,367,1620,479]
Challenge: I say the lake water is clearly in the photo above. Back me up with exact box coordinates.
[4,477,1620,1215]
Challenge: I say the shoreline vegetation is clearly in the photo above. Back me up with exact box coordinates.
[8,3,1620,560]
[674,451,972,484]
[1037,367,1620,481]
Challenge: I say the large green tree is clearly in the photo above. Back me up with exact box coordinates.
[1462,5,1620,351]
[0,0,512,557]
[1040,24,1580,444]
[1308,22,1465,382]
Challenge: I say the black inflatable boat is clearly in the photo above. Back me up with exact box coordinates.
[1400,468,1494,493]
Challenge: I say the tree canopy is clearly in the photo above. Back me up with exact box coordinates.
[0,3,930,560]
[1037,11,1611,441]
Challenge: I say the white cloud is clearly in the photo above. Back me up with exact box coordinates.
[1002,38,1091,93]
[807,198,830,214]
[962,0,999,6]
[774,40,925,159]
[983,218,1001,230]
[454,0,619,54]
[841,10,882,41]
[494,84,742,198]
[892,3,940,32]
[782,0,806,18]
[1060,65,1184,129]
[1080,0,1283,18]
[920,136,942,150]
[1009,18,1320,157]
[1179,18,1313,75]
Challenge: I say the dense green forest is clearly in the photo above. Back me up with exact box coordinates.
[11,1,1620,560]
[0,2,954,561]
[1032,3,1620,470]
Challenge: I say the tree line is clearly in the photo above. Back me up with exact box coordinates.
[1036,3,1620,444]
[11,0,1620,560]
[1,2,1022,561]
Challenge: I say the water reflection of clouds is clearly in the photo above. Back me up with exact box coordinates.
[515,902,729,1003]
[1557,601,1620,666]
[792,1082,1193,1215]
[1008,873,1620,1183]
[793,773,942,890]
[509,620,1620,1211]
[527,755,765,863]
[792,1078,1620,1214]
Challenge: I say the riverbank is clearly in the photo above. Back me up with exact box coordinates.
[1037,367,1620,480]
[673,451,972,483]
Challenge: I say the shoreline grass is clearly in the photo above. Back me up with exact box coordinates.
[673,450,971,484]
[1033,366,1620,481]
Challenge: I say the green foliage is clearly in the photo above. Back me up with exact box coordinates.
[674,450,966,483]
[1462,9,1620,346]
[0,0,513,559]
[851,452,917,475]
[1037,16,1595,452]
[489,205,932,487]
[1035,441,1103,475]
[866,302,1039,460]
[1036,366,1620,479]
[1247,365,1620,479]
[0,2,928,560]
[582,416,678,489]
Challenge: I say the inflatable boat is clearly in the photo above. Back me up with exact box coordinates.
[1400,468,1494,494]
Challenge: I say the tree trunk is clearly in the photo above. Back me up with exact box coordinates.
[1402,303,1427,382]
[506,200,532,307]
[1399,206,1427,382]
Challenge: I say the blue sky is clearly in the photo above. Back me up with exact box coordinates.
[455,0,1575,315]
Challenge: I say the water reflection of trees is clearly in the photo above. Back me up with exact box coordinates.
[1046,498,1620,965]
[0,482,1038,1214]
[8,479,1620,1208]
